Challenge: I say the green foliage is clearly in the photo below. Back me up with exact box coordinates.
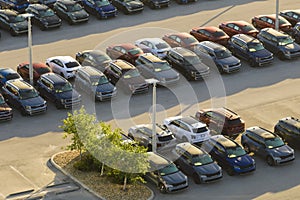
[73,152,101,171]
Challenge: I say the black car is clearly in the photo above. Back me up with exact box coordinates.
[53,0,89,25]
[0,93,13,121]
[75,50,112,72]
[25,4,62,30]
[140,0,168,9]
[1,79,47,115]
[0,9,27,36]
[274,117,300,148]
[80,0,117,19]
[112,0,143,14]
[0,0,29,13]
[36,73,81,109]
[290,22,300,44]
[257,28,300,60]
[173,142,222,184]
[241,126,295,166]
[165,47,210,81]
[227,34,274,67]
[74,66,117,101]
[280,10,300,26]
[0,67,22,87]
[145,152,188,193]
[104,59,148,94]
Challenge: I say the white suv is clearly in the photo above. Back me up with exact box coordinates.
[46,56,82,79]
[163,116,211,144]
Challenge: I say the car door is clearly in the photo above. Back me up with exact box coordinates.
[84,0,96,14]
[194,29,207,41]
[4,85,19,107]
[167,120,180,138]
[146,171,160,186]
[18,64,29,81]
[178,153,194,175]
[212,143,227,168]
[55,3,67,19]
[225,23,237,36]
[135,128,148,147]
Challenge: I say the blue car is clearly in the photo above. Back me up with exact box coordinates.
[81,0,117,19]
[241,126,295,166]
[0,0,29,13]
[202,135,256,176]
[0,68,22,87]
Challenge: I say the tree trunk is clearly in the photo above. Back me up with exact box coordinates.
[100,163,104,176]
[123,175,127,191]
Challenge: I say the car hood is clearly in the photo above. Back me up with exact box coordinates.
[230,155,254,166]
[70,9,89,17]
[126,1,143,7]
[189,63,210,72]
[98,4,115,11]
[42,15,61,23]
[270,145,293,156]
[155,69,179,80]
[251,49,272,58]
[282,43,300,51]
[96,82,115,92]
[162,171,186,185]
[122,76,146,86]
[20,96,45,106]
[13,21,28,30]
[0,103,12,112]
[218,56,240,65]
[56,90,80,100]
[195,162,221,175]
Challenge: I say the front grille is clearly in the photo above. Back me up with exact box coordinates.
[261,55,273,61]
[206,171,221,177]
[280,154,293,159]
[101,91,113,95]
[0,111,12,120]
[172,181,186,187]
[239,164,253,170]
[31,104,46,109]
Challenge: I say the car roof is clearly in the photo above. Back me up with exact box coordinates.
[48,56,78,64]
[110,43,138,50]
[8,79,33,89]
[176,142,204,156]
[139,53,164,62]
[19,62,50,69]
[233,34,258,43]
[171,47,195,57]
[41,73,67,84]
[260,28,287,37]
[136,38,167,45]
[279,117,300,129]
[222,20,251,26]
[29,3,49,10]
[0,9,18,16]
[201,107,240,120]
[281,9,300,15]
[147,152,169,166]
[0,68,18,76]
[211,135,237,148]
[247,126,276,139]
[198,41,226,51]
[180,116,199,125]
[193,26,223,33]
[82,50,108,57]
[111,59,135,70]
[165,32,193,39]
[79,66,104,76]
[56,0,76,5]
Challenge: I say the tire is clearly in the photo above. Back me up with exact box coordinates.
[20,107,27,116]
[159,183,167,193]
[266,156,275,166]
[60,72,65,78]
[217,65,224,74]
[181,136,188,142]
[193,173,201,184]
[55,100,62,109]
[249,59,256,67]
[10,29,17,36]
[243,143,250,154]
[278,52,285,60]
[227,167,235,176]
[96,12,103,19]
[149,2,155,9]
[147,144,152,152]
[123,7,130,15]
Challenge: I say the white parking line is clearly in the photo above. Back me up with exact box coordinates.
[9,165,38,189]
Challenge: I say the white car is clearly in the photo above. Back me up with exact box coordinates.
[46,56,82,79]
[163,116,211,144]
[135,38,171,59]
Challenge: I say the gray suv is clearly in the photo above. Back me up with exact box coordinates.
[195,41,241,73]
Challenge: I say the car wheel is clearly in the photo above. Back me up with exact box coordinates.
[123,7,130,15]
[55,100,62,109]
[147,144,152,152]
[227,167,235,176]
[193,173,201,184]
[149,2,156,9]
[158,183,167,193]
[217,65,224,74]
[96,12,103,19]
[278,52,285,60]
[10,28,17,36]
[20,107,27,116]
[243,143,251,154]
[60,72,65,78]
[249,59,256,67]
[266,156,275,166]
[181,136,188,142]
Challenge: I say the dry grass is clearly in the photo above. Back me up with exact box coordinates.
[53,151,152,200]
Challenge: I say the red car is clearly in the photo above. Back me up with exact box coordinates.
[219,20,259,37]
[189,26,230,46]
[17,62,52,83]
[251,14,292,33]
[162,32,199,51]
[106,43,144,64]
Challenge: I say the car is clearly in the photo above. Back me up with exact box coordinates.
[195,107,245,139]
[194,41,241,74]
[25,4,62,31]
[112,0,143,15]
[1,79,47,115]
[81,0,117,19]
[175,0,196,4]
[257,28,300,60]
[36,73,81,109]
[104,59,149,94]
[128,124,177,151]
[274,117,300,148]
[135,38,171,59]
[189,26,230,46]
[0,9,28,36]
[74,66,117,101]
[17,62,52,83]
[135,53,180,86]
[140,0,169,9]
[46,56,82,79]
[227,34,274,67]
[75,50,112,72]
[218,20,259,37]
[145,152,188,193]
[29,0,57,8]
[0,0,29,13]
[162,32,199,51]
[279,10,300,26]
[251,14,292,34]
[164,47,210,81]
[0,93,13,121]
[106,43,144,65]
[290,22,300,44]
[163,116,211,145]
[173,142,222,184]
[53,0,89,25]
[202,135,256,176]
[0,68,22,87]
[242,126,295,166]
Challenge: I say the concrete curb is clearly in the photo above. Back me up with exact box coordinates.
[50,151,155,200]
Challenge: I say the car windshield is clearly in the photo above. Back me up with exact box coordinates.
[123,69,140,79]
[66,4,82,12]
[248,42,265,52]
[192,126,208,133]
[35,67,51,74]
[128,48,143,56]
[227,118,242,125]
[159,163,178,176]
[185,55,201,65]
[182,37,198,45]
[265,137,285,149]
[227,146,246,158]
[9,15,25,23]
[279,17,290,25]
[39,9,55,17]
[6,73,21,80]
[54,82,73,93]
[94,54,111,63]
[241,24,256,32]
[215,49,232,59]
[155,42,170,49]
[212,31,226,37]
[0,96,5,104]
[278,37,294,46]
[95,0,110,6]
[19,89,39,100]
[65,61,80,68]
[192,154,214,166]
[153,62,171,72]
[91,76,109,86]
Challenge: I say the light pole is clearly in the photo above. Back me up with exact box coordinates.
[22,14,34,85]
[145,78,159,153]
[275,0,279,31]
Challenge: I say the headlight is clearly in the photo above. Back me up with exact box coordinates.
[113,87,117,91]
[233,165,240,169]
[25,105,31,110]
[96,91,101,95]
[223,65,229,69]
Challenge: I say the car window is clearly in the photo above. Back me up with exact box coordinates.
[110,65,121,76]
[158,163,178,176]
[260,16,267,22]
[192,154,213,166]
[95,0,110,6]
[265,137,284,149]
[227,23,234,29]
[267,18,274,24]
[65,61,80,68]
[53,59,64,67]
[6,85,18,96]
[179,122,190,132]
[226,146,246,158]
[19,89,39,99]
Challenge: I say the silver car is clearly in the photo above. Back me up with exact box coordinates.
[135,38,171,59]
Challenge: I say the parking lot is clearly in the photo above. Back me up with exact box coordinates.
[1,0,300,199]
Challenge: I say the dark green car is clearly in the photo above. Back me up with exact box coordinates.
[53,0,89,25]
[0,9,27,36]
